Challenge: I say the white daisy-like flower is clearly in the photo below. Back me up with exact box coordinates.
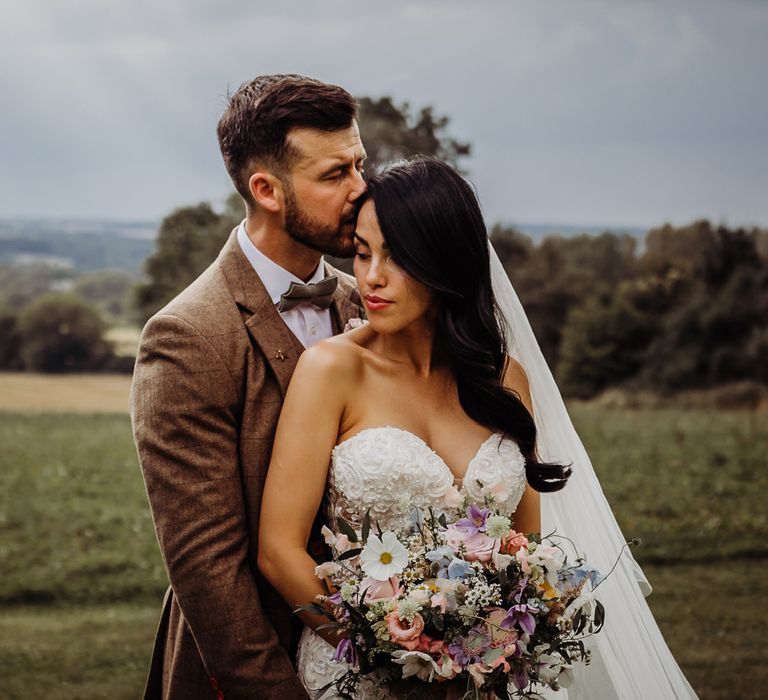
[359,531,408,581]
[397,598,420,623]
[391,650,441,682]
[486,514,511,539]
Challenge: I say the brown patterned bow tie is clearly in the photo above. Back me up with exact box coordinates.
[277,276,338,312]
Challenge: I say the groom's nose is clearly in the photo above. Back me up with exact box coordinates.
[348,168,366,202]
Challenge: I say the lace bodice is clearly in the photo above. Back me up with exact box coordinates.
[298,426,528,699]
[327,426,527,533]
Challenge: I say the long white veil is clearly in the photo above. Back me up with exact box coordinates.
[488,243,699,699]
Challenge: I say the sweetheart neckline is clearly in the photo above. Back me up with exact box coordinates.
[332,425,504,483]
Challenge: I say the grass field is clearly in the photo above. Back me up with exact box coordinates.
[0,398,766,699]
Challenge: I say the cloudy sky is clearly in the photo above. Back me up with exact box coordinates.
[1,0,766,228]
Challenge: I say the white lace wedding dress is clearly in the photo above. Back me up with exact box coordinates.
[296,425,550,700]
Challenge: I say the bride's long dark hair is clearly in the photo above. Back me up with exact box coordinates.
[363,157,570,492]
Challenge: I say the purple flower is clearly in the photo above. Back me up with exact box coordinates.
[501,602,538,636]
[448,625,491,666]
[332,637,358,666]
[455,504,490,536]
[511,665,530,690]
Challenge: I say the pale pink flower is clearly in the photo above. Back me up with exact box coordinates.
[385,609,425,650]
[334,533,352,553]
[444,524,465,550]
[462,532,499,563]
[468,662,490,687]
[487,608,518,648]
[408,588,431,606]
[489,654,511,673]
[516,547,531,575]
[360,576,403,604]
[314,561,340,579]
[431,593,449,613]
[501,531,529,554]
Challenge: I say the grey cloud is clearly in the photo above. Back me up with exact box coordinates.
[0,0,765,226]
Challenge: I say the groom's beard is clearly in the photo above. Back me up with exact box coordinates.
[283,181,357,258]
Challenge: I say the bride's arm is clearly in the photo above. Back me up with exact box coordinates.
[258,341,359,645]
[503,357,541,534]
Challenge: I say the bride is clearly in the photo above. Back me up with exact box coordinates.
[258,158,698,699]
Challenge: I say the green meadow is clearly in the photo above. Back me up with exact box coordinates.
[0,406,766,699]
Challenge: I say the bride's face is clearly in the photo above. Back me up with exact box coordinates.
[353,200,435,334]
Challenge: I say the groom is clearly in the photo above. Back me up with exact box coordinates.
[131,74,366,699]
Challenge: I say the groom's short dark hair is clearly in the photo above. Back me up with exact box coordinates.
[217,74,357,204]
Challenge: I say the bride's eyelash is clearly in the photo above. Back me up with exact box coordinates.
[354,251,370,261]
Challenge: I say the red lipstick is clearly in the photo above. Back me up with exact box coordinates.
[364,294,393,311]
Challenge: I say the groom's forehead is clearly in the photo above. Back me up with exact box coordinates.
[287,123,365,167]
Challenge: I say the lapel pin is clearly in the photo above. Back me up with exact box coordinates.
[274,349,287,361]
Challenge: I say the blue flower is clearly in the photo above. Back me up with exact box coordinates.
[559,563,603,589]
[447,558,474,580]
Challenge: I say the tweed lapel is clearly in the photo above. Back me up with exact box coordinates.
[218,229,305,397]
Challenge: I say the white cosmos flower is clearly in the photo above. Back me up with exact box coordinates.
[359,532,408,581]
[563,579,598,621]
[391,650,440,682]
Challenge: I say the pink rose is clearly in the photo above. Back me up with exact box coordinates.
[361,576,403,604]
[385,609,425,650]
[501,531,529,555]
[462,532,498,563]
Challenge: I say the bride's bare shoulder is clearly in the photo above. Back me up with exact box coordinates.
[292,325,373,388]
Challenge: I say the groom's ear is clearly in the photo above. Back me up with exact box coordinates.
[248,171,284,213]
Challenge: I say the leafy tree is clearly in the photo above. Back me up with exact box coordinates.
[18,294,114,372]
[640,226,767,390]
[557,285,654,398]
[0,305,22,369]
[356,96,471,173]
[132,195,242,323]
[492,229,638,368]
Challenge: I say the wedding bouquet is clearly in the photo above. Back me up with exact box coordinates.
[303,502,606,700]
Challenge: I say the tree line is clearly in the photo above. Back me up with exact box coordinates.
[1,96,765,399]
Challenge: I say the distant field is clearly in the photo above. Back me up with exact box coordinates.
[0,396,766,697]
[0,373,132,413]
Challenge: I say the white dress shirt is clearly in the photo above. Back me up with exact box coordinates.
[237,221,334,348]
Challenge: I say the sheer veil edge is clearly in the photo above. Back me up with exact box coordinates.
[488,242,699,699]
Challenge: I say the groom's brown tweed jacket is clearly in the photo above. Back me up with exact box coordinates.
[130,229,364,700]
